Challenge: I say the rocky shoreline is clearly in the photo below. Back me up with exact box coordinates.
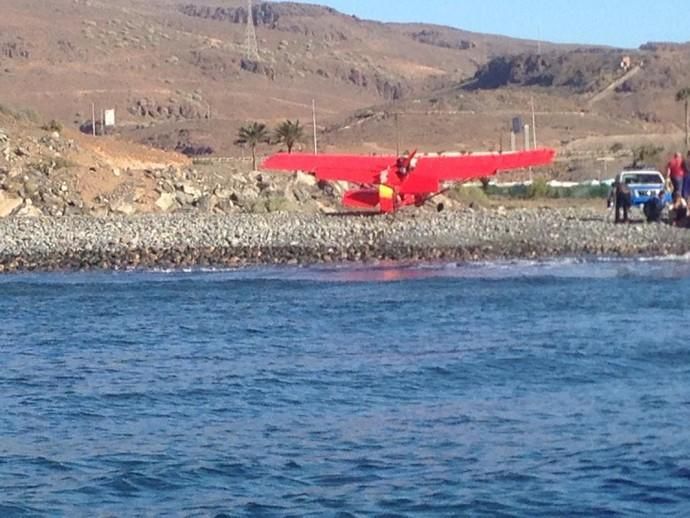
[1,208,690,272]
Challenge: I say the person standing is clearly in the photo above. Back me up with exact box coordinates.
[611,175,632,223]
[683,151,690,199]
[667,152,685,195]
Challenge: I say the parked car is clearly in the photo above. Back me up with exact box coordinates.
[613,169,671,207]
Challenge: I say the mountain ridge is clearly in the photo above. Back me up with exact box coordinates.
[0,0,687,168]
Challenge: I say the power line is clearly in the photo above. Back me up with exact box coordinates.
[245,0,259,61]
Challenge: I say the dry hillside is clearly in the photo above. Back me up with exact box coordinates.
[0,0,586,153]
[0,0,688,178]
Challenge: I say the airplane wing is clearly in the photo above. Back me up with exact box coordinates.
[261,153,396,184]
[415,148,556,182]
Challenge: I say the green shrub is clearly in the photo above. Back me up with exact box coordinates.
[526,178,551,198]
[20,109,40,124]
[30,157,76,174]
[0,103,17,118]
[52,157,75,170]
[0,104,41,124]
[550,184,610,199]
[448,185,491,207]
[42,119,63,133]
[485,182,609,200]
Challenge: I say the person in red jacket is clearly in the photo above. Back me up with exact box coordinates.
[667,152,686,195]
[683,151,690,199]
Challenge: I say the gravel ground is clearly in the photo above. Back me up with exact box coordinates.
[0,208,689,272]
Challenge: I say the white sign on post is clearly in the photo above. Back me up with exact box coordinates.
[104,109,116,127]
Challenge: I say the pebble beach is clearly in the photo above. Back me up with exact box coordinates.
[1,208,689,272]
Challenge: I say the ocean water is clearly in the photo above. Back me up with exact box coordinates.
[2,259,690,517]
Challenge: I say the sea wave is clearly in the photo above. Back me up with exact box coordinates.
[3,261,690,515]
[3,255,690,285]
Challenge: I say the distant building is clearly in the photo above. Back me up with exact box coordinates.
[620,56,632,71]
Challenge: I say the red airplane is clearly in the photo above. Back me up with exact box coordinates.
[261,148,556,213]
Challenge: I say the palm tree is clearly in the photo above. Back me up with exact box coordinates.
[676,87,690,151]
[273,119,304,153]
[235,122,270,170]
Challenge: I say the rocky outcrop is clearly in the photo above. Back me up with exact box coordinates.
[239,58,276,80]
[0,127,85,218]
[344,68,405,100]
[15,199,42,217]
[1,39,30,60]
[128,98,207,120]
[141,129,214,157]
[178,2,339,28]
[639,42,690,52]
[188,49,239,79]
[467,50,624,93]
[137,167,334,216]
[408,30,475,50]
[0,128,9,161]
[179,3,280,27]
[0,191,22,217]
[178,2,347,41]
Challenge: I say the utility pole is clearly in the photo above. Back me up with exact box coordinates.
[530,97,537,149]
[312,99,318,155]
[245,0,259,61]
[395,113,400,156]
[510,116,521,152]
[91,102,96,137]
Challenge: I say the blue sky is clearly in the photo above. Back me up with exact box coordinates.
[293,0,689,48]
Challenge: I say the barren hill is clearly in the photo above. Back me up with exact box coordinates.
[0,0,689,171]
[0,0,580,153]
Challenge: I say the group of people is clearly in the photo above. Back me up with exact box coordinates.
[610,151,690,225]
